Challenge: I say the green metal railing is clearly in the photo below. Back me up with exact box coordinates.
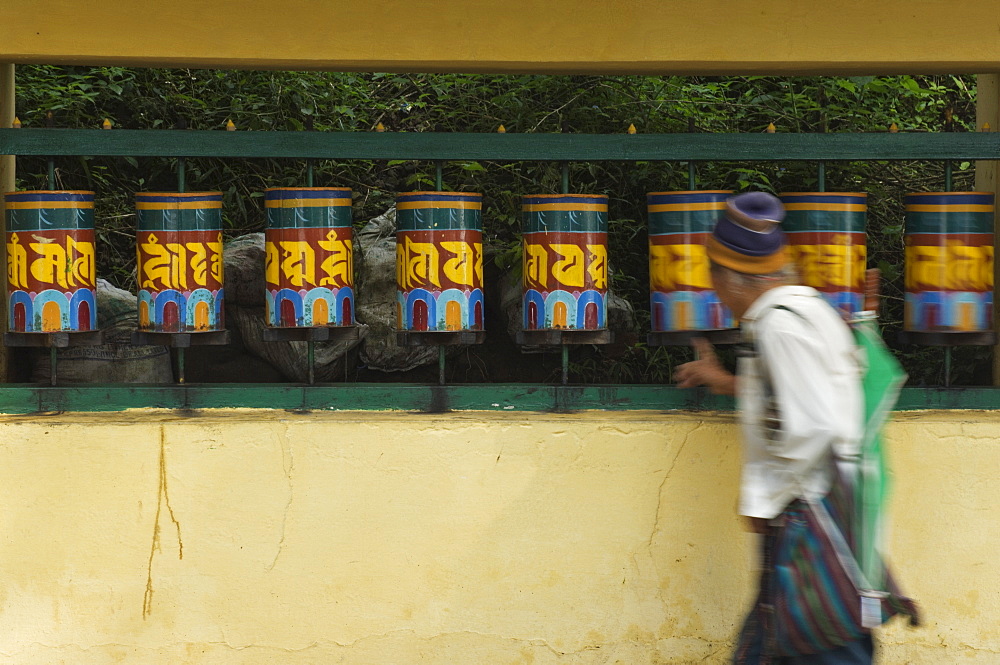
[1,127,999,412]
[2,128,1000,160]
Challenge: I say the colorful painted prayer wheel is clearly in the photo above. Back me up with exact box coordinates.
[904,192,995,336]
[264,187,355,327]
[5,190,97,333]
[779,192,867,316]
[135,192,225,333]
[395,192,484,332]
[647,190,735,333]
[522,194,608,330]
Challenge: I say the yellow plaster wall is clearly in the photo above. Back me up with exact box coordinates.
[2,1,1000,74]
[0,409,995,663]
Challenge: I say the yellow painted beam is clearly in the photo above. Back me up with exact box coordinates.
[1,1,999,74]
[0,63,13,382]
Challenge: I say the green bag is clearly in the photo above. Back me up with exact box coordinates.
[851,312,908,590]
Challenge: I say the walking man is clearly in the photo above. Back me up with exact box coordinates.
[675,192,875,664]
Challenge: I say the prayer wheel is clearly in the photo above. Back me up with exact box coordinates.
[647,190,735,333]
[135,192,224,333]
[264,187,355,327]
[904,192,995,336]
[778,192,867,316]
[395,192,484,332]
[522,194,608,331]
[4,190,97,333]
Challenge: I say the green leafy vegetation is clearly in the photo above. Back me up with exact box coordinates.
[10,68,986,384]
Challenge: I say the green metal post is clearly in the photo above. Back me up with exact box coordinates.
[177,347,185,384]
[306,159,314,187]
[817,161,826,192]
[435,160,443,191]
[438,346,446,386]
[560,161,570,383]
[177,157,186,193]
[688,162,696,190]
[47,159,55,189]
[49,346,57,386]
[307,341,315,385]
[944,159,952,386]
[561,344,569,385]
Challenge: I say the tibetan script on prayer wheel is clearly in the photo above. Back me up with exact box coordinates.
[264,187,355,327]
[647,190,735,333]
[5,190,97,333]
[904,192,995,334]
[395,192,484,332]
[779,192,868,317]
[522,194,608,331]
[135,192,224,333]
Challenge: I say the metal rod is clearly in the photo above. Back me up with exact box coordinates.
[817,161,826,192]
[688,162,696,190]
[177,347,186,384]
[944,160,952,192]
[49,346,57,386]
[435,160,443,191]
[559,162,570,382]
[306,159,314,187]
[307,340,315,385]
[561,344,569,385]
[944,348,952,387]
[438,346,446,385]
[177,157,186,193]
[47,158,55,189]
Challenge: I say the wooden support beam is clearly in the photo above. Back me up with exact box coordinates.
[978,75,1000,385]
[0,63,13,382]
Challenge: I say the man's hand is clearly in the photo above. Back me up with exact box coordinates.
[674,338,736,395]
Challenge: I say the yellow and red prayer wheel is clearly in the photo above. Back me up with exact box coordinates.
[778,192,867,316]
[135,192,224,333]
[395,192,484,332]
[647,190,735,332]
[5,190,97,333]
[522,194,608,330]
[264,187,354,327]
[904,192,995,334]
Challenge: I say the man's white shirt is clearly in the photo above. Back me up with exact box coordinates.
[736,285,864,519]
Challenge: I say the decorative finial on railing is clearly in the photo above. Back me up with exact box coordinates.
[12,117,21,128]
[497,124,506,133]
[101,118,112,130]
[627,123,637,134]
[889,123,899,133]
[766,122,776,133]
[375,122,386,132]
[225,118,236,131]
[982,122,991,132]
[46,111,55,128]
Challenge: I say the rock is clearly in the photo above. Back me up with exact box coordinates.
[226,303,367,383]
[32,279,173,383]
[224,233,266,307]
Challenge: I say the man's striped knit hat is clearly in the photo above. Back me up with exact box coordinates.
[705,191,789,275]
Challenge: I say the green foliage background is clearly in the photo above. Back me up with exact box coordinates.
[10,68,988,384]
